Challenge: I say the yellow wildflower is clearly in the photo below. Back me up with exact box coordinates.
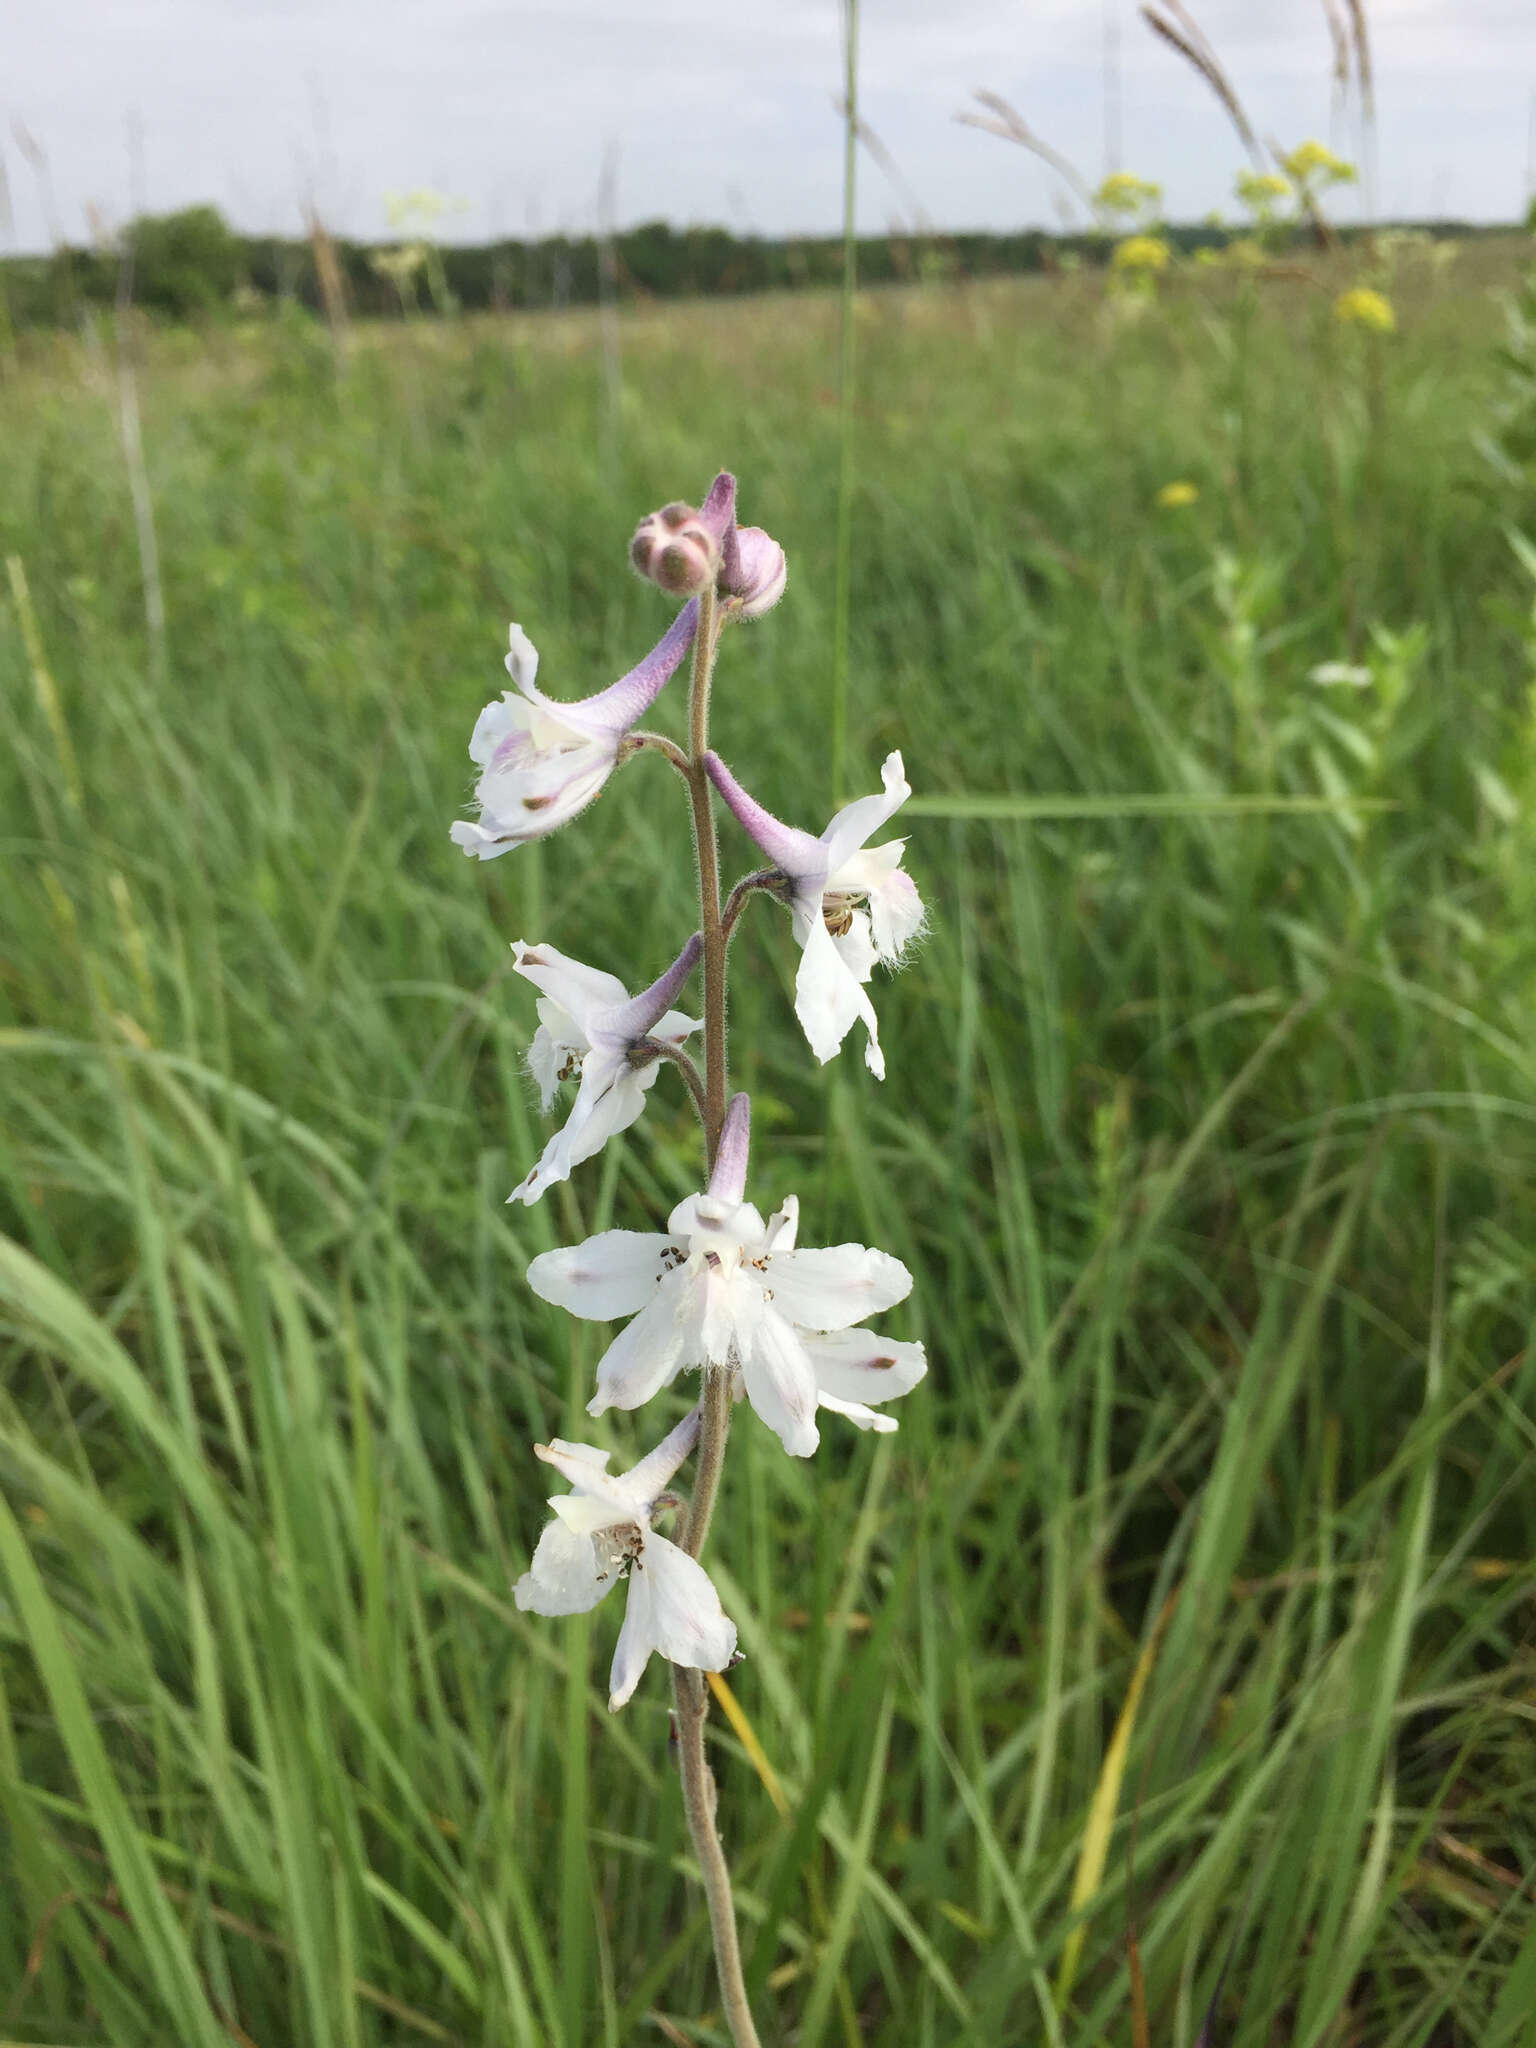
[1281,139,1357,185]
[1113,234,1171,273]
[1155,481,1199,509]
[1334,287,1396,334]
[1095,171,1163,216]
[1236,170,1291,208]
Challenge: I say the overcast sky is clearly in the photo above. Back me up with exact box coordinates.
[5,1,1535,253]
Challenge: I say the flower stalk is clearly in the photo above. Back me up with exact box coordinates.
[675,578,761,2041]
[673,1367,757,2048]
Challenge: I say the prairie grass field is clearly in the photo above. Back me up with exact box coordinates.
[4,243,1536,2046]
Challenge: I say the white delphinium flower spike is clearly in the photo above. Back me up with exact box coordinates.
[510,934,703,1205]
[514,1407,737,1710]
[451,601,699,857]
[527,1095,917,1456]
[704,751,924,1077]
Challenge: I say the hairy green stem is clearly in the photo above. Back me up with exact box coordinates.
[672,579,762,2048]
[639,1039,710,1132]
[628,728,692,780]
[722,867,780,946]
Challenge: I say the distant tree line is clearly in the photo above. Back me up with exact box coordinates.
[0,202,1503,331]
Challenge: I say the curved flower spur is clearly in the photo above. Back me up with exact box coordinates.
[450,471,923,2048]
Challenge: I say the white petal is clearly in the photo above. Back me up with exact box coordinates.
[831,909,878,983]
[817,751,910,875]
[536,1440,641,1522]
[587,1288,689,1415]
[514,1517,613,1616]
[526,1024,564,1110]
[763,1194,799,1253]
[466,691,532,769]
[550,1491,627,1536]
[740,1311,820,1457]
[793,918,885,1077]
[697,1268,763,1368]
[636,1535,737,1672]
[559,1062,647,1168]
[451,818,518,861]
[608,1567,659,1709]
[667,1194,767,1250]
[868,865,925,963]
[527,1232,674,1320]
[512,942,631,1031]
[469,750,616,850]
[505,624,540,695]
[454,767,612,854]
[830,840,902,897]
[805,1328,928,1408]
[646,1005,704,1051]
[545,1439,611,1471]
[816,1391,899,1433]
[510,1064,647,1207]
[768,1245,912,1331]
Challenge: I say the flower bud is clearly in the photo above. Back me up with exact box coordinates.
[630,502,721,597]
[728,526,787,619]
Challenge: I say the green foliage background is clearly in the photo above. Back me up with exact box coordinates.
[2,245,1535,2044]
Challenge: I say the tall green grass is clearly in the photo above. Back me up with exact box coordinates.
[2,247,1534,2045]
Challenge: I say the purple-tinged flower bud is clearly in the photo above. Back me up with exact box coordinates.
[630,502,721,598]
[727,526,787,619]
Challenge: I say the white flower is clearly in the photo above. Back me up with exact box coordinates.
[526,1096,922,1456]
[514,1408,737,1710]
[705,750,924,1077]
[451,603,698,857]
[509,935,702,1205]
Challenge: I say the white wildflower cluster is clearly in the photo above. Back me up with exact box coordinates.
[451,471,927,1717]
